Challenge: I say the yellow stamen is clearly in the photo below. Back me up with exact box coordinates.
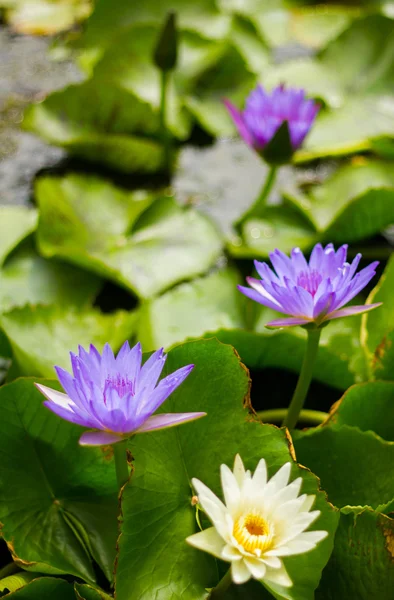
[233,512,274,554]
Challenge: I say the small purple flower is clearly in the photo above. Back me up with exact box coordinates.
[238,243,381,328]
[224,84,319,155]
[36,342,205,446]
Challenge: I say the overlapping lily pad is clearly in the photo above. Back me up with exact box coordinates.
[0,244,101,312]
[324,381,394,441]
[0,578,76,599]
[116,339,338,600]
[35,174,223,299]
[283,159,394,243]
[0,304,136,377]
[316,508,394,600]
[0,207,37,266]
[293,425,394,509]
[0,378,118,582]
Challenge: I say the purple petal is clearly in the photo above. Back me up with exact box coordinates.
[223,99,254,146]
[137,348,166,392]
[323,303,382,322]
[79,430,124,446]
[136,412,206,433]
[266,317,311,328]
[43,400,97,428]
[137,364,194,417]
[238,284,283,312]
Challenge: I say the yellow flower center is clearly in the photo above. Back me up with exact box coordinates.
[233,512,274,555]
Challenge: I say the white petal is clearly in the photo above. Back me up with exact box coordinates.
[222,544,242,561]
[186,527,225,559]
[252,458,267,489]
[244,558,267,579]
[277,511,322,545]
[221,464,241,513]
[192,478,228,537]
[299,494,316,512]
[280,530,328,555]
[231,559,252,584]
[261,556,282,569]
[271,477,302,506]
[233,454,246,487]
[35,384,74,410]
[272,495,310,521]
[264,463,291,497]
[264,564,293,588]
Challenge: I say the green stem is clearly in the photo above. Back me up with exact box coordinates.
[282,328,322,430]
[237,165,278,227]
[159,69,171,171]
[258,408,327,426]
[113,441,129,490]
[209,569,232,598]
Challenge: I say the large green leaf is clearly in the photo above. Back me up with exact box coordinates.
[324,381,394,441]
[361,255,394,359]
[371,328,394,381]
[0,379,118,582]
[74,583,112,600]
[0,207,37,267]
[35,174,223,299]
[116,339,338,600]
[0,245,101,312]
[316,508,394,600]
[293,425,394,509]
[23,81,166,173]
[0,578,75,599]
[136,268,244,349]
[229,205,318,258]
[283,160,394,243]
[0,304,135,377]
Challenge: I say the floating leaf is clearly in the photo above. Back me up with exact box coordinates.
[0,578,76,599]
[284,160,394,243]
[36,174,223,299]
[316,508,394,600]
[324,380,394,441]
[294,425,394,509]
[0,304,136,377]
[116,339,338,600]
[0,245,101,312]
[0,379,118,582]
[0,207,37,267]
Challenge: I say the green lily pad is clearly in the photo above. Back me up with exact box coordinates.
[0,378,118,582]
[136,268,244,350]
[324,380,394,441]
[361,255,394,360]
[116,339,338,600]
[0,578,76,599]
[0,304,136,377]
[35,174,223,299]
[283,160,394,242]
[0,245,101,312]
[316,507,394,600]
[228,205,317,259]
[23,81,166,173]
[293,425,394,509]
[0,207,37,267]
[74,583,112,600]
[371,328,394,381]
[0,572,36,594]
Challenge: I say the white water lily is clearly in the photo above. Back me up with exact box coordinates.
[187,455,328,586]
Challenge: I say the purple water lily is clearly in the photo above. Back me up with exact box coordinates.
[238,243,381,328]
[224,84,319,153]
[36,342,205,446]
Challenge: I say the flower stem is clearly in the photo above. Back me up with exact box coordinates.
[209,569,232,598]
[159,69,171,171]
[282,328,322,430]
[237,165,278,227]
[258,408,327,426]
[113,440,129,491]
